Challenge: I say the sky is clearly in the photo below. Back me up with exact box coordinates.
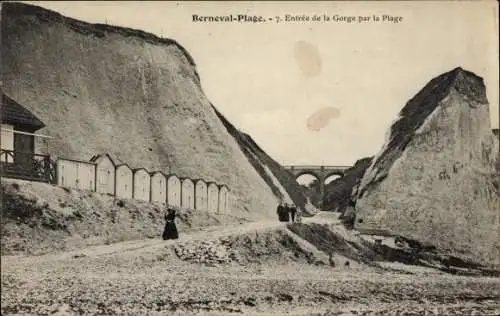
[25,1,499,166]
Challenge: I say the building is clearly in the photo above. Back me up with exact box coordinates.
[133,168,151,201]
[90,153,116,195]
[194,178,208,210]
[218,184,229,213]
[166,174,181,207]
[181,177,195,209]
[57,157,96,191]
[150,171,167,204]
[115,163,133,199]
[207,182,219,212]
[1,92,55,182]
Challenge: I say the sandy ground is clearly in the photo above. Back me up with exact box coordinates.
[2,214,500,316]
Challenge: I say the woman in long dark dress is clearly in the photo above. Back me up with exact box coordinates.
[162,207,179,240]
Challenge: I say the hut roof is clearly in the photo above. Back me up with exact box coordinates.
[89,153,117,166]
[133,167,150,173]
[1,92,45,131]
[116,163,132,170]
[150,171,167,177]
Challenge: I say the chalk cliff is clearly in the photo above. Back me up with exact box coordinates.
[355,67,499,265]
[323,156,373,212]
[0,3,314,218]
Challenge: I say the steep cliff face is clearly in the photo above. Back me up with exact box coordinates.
[213,106,316,215]
[355,68,499,266]
[0,3,310,219]
[323,156,373,212]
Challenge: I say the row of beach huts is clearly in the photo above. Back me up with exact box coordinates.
[57,153,230,213]
[1,93,230,213]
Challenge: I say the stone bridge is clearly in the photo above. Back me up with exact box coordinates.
[283,165,351,208]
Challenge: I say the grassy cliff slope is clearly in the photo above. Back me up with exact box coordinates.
[323,156,373,212]
[213,105,316,216]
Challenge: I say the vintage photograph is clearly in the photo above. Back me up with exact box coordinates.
[1,1,499,315]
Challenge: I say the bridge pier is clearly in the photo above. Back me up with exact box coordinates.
[319,166,325,210]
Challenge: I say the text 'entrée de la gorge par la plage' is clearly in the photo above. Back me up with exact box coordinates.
[192,14,404,24]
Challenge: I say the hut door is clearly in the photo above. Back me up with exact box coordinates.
[14,133,35,170]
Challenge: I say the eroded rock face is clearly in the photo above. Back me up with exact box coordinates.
[355,67,499,266]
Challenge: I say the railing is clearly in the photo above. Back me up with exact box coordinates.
[0,149,57,184]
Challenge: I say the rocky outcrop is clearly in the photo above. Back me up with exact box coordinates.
[213,105,315,215]
[0,2,311,219]
[355,67,499,266]
[322,156,373,212]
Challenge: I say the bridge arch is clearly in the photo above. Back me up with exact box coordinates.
[324,171,345,179]
[284,164,351,209]
[294,170,321,182]
[324,171,345,185]
[325,175,343,185]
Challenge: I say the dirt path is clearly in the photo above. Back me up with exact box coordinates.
[3,212,341,265]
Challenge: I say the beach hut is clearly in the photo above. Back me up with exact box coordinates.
[194,179,208,210]
[166,174,181,207]
[133,168,151,201]
[150,171,167,204]
[207,182,219,213]
[218,184,229,214]
[181,177,195,209]
[90,153,116,195]
[115,163,133,199]
[57,158,96,191]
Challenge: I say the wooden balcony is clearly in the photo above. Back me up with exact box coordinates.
[0,149,56,184]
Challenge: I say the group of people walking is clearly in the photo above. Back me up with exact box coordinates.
[163,201,302,241]
[276,202,300,223]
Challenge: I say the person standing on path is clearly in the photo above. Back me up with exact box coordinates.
[289,203,297,222]
[162,206,179,240]
[283,203,290,222]
[277,202,285,222]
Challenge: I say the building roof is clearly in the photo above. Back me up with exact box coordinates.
[1,92,45,130]
[116,163,132,170]
[89,153,117,166]
[150,171,167,177]
[133,167,150,174]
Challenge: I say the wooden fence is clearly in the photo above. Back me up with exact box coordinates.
[0,149,56,184]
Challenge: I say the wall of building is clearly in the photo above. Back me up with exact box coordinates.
[133,169,151,201]
[167,175,181,207]
[219,186,229,213]
[195,180,208,210]
[151,172,167,204]
[208,183,219,212]
[95,156,115,195]
[115,164,133,199]
[181,178,195,209]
